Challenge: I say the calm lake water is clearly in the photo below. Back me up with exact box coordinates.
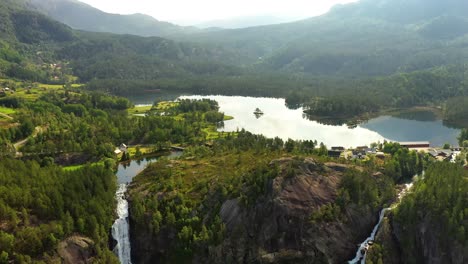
[116,151,182,184]
[176,95,461,147]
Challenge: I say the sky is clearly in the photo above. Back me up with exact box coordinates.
[78,0,359,25]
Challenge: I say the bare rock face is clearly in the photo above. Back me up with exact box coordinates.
[57,236,95,264]
[207,158,378,264]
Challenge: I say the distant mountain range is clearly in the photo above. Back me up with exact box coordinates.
[27,0,200,37]
[3,0,468,83]
[177,0,468,77]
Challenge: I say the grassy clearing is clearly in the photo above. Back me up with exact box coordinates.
[127,146,158,156]
[62,161,104,171]
[1,79,83,101]
[201,125,237,140]
[0,106,15,115]
[128,105,153,115]
[155,101,178,110]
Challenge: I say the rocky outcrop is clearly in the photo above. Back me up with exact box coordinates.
[57,236,96,264]
[130,157,383,264]
[203,158,378,264]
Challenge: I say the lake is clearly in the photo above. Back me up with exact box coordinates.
[134,95,461,148]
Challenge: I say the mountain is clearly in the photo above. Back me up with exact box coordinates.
[180,0,468,77]
[195,15,301,29]
[28,0,200,37]
[0,0,246,86]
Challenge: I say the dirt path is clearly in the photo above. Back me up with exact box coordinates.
[14,126,46,152]
[0,112,13,120]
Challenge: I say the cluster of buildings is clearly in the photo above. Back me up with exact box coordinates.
[114,143,128,155]
[328,146,385,159]
[329,141,465,166]
[0,87,13,97]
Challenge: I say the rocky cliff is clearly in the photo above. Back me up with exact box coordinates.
[368,163,468,264]
[129,157,391,263]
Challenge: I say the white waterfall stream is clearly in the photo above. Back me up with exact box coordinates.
[112,184,132,264]
[110,151,183,264]
[348,182,414,264]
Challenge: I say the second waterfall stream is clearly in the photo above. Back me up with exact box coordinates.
[348,182,415,264]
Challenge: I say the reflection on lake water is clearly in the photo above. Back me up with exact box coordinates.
[116,151,182,184]
[179,95,460,147]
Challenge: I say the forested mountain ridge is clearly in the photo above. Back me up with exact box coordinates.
[178,0,468,77]
[0,0,247,85]
[28,0,201,37]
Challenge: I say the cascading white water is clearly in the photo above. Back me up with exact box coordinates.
[112,184,132,264]
[348,182,414,264]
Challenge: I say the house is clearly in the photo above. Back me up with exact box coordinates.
[399,141,430,149]
[328,150,342,158]
[376,152,385,158]
[429,149,453,162]
[331,146,345,151]
[356,146,368,151]
[114,149,122,155]
[365,148,377,154]
[351,150,366,159]
[119,143,128,152]
[428,149,439,158]
[439,150,453,157]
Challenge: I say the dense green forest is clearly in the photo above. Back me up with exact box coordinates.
[393,162,468,263]
[0,159,118,263]
[0,87,243,262]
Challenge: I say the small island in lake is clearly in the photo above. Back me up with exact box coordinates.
[254,108,264,118]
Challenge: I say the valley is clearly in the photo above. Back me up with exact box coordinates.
[0,0,467,263]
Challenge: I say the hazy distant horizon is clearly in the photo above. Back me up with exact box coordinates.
[78,0,359,26]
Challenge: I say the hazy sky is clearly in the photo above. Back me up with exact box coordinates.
[78,0,359,25]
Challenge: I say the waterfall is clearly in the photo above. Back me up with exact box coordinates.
[348,182,414,264]
[112,184,132,264]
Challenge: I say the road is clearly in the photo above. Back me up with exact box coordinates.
[13,126,47,156]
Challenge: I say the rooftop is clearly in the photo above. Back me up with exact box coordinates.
[399,141,430,145]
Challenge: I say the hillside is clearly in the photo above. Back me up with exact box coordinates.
[367,162,468,264]
[28,0,200,37]
[180,0,468,77]
[0,0,247,86]
[128,131,397,263]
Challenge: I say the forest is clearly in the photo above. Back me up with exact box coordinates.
[393,162,468,263]
[0,159,118,263]
[0,87,246,262]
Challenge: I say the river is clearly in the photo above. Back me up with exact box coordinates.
[111,152,182,264]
